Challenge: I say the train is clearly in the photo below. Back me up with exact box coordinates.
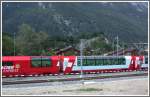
[2,55,148,77]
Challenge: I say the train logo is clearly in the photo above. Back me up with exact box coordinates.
[63,57,75,72]
[2,65,19,73]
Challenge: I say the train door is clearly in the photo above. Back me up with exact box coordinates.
[59,56,64,73]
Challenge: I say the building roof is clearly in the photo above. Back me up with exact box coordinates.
[56,46,80,55]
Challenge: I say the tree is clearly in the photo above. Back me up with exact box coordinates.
[16,23,49,55]
[46,49,56,56]
[2,34,14,55]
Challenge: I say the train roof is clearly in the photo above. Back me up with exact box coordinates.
[2,56,31,61]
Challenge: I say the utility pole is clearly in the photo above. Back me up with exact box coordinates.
[123,42,124,56]
[80,39,83,78]
[112,39,114,56]
[14,32,16,56]
[116,35,119,57]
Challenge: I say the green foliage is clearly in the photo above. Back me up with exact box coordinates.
[16,23,49,55]
[77,88,103,91]
[2,33,14,55]
[88,36,113,55]
[47,49,56,56]
[3,3,147,43]
[3,29,114,56]
[2,3,148,56]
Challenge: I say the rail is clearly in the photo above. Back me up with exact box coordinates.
[3,71,148,85]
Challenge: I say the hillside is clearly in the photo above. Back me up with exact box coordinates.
[2,2,148,42]
[2,2,148,55]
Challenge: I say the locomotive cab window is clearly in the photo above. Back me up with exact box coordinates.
[31,57,51,67]
[2,62,13,66]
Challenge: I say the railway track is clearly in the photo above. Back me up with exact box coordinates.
[2,68,148,78]
[2,69,148,81]
[2,71,148,85]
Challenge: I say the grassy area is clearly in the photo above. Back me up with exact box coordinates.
[77,88,103,92]
[63,88,103,92]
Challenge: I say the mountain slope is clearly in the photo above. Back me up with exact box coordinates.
[2,2,148,42]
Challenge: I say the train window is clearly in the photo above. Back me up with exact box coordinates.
[107,59,112,65]
[120,58,126,64]
[103,59,106,65]
[77,57,126,66]
[2,62,13,66]
[112,59,119,65]
[86,59,95,66]
[31,58,42,67]
[77,59,87,66]
[145,57,148,64]
[118,58,121,64]
[110,59,114,65]
[116,59,119,65]
[105,59,117,65]
[83,59,87,66]
[31,57,51,67]
[77,59,81,66]
[78,58,98,66]
[85,59,90,66]
[91,59,95,66]
[103,59,109,65]
[95,59,99,65]
[93,59,96,66]
[95,59,103,65]
[111,58,125,65]
[41,58,51,67]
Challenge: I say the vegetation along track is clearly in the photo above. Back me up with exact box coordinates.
[3,71,148,85]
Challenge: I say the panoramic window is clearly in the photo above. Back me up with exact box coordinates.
[86,59,95,66]
[95,59,103,65]
[77,59,87,66]
[77,57,126,66]
[83,59,87,66]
